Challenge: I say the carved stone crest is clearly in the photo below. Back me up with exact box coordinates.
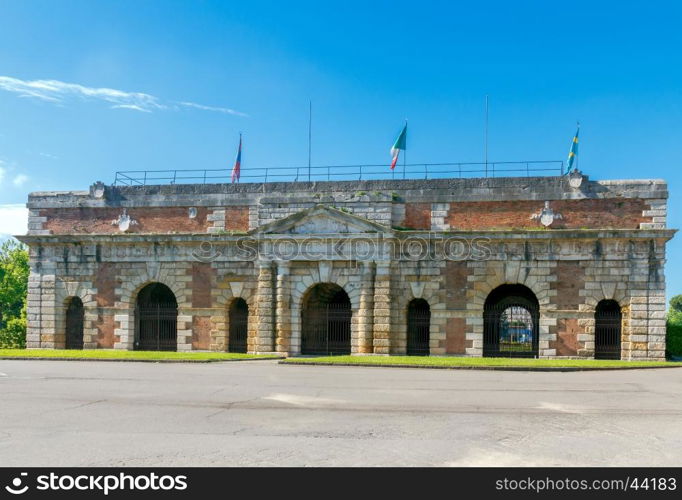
[90,181,106,199]
[568,169,584,189]
[530,201,563,227]
[111,209,138,232]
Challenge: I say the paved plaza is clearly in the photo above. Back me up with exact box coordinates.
[1,360,680,466]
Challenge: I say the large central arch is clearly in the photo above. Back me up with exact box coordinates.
[483,284,539,358]
[301,283,351,355]
[134,282,178,351]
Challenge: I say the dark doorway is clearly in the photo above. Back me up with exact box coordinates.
[595,300,622,360]
[134,283,178,351]
[228,298,249,353]
[301,283,351,355]
[65,296,84,350]
[406,298,430,355]
[484,284,539,358]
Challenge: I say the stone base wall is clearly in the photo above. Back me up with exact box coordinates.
[23,232,669,361]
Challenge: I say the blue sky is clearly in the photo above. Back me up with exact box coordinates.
[1,0,681,298]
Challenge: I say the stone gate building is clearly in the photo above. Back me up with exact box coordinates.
[18,172,674,360]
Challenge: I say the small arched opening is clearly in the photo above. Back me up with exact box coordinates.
[228,298,249,353]
[595,300,622,360]
[65,296,84,350]
[406,298,431,355]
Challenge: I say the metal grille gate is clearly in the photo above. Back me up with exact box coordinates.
[407,299,431,355]
[301,302,351,355]
[595,300,622,360]
[65,297,84,350]
[135,304,178,351]
[484,301,539,358]
[228,299,249,353]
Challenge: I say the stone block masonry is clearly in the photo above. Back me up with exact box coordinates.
[19,173,675,360]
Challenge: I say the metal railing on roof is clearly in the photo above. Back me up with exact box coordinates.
[113,160,564,186]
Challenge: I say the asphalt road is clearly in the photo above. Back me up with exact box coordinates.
[0,360,680,466]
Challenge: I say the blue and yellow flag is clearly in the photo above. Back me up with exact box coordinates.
[566,124,579,172]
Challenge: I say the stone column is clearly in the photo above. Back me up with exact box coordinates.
[38,263,58,348]
[26,268,45,349]
[252,260,276,353]
[357,261,375,354]
[275,260,291,354]
[373,261,392,354]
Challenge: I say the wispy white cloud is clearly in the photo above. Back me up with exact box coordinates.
[111,104,152,113]
[0,165,5,185]
[177,101,248,117]
[12,174,28,186]
[0,76,164,111]
[0,76,247,117]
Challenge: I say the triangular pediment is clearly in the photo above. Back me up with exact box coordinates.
[252,204,392,235]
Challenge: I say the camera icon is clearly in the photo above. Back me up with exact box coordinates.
[5,473,29,495]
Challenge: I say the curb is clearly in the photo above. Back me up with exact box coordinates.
[0,356,284,364]
[279,360,682,372]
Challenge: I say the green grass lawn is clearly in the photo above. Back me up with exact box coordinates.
[281,355,682,369]
[0,349,281,362]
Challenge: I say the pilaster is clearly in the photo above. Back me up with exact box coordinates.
[372,261,392,354]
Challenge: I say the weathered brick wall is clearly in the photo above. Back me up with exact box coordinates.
[41,207,209,234]
[446,199,649,230]
[26,176,668,235]
[443,261,470,354]
[403,203,431,229]
[207,207,250,233]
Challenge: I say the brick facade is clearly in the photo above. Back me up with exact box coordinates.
[446,199,649,230]
[19,174,673,360]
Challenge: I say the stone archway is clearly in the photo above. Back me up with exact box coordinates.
[594,299,622,360]
[301,283,352,355]
[134,282,178,351]
[483,284,539,358]
[406,298,430,355]
[65,296,84,350]
[228,298,249,353]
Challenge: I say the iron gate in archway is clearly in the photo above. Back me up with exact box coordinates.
[301,284,351,355]
[406,299,431,355]
[484,285,539,358]
[228,298,249,353]
[595,300,622,360]
[134,283,178,351]
[65,297,84,350]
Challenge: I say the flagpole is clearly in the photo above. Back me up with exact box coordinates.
[403,119,407,180]
[308,100,312,182]
[238,132,242,183]
[484,95,489,177]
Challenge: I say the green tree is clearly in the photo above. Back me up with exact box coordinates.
[0,239,29,348]
[666,295,682,358]
[669,294,682,314]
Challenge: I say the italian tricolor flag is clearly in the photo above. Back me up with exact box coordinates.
[390,123,407,170]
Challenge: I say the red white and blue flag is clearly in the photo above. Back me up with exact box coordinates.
[231,134,242,183]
